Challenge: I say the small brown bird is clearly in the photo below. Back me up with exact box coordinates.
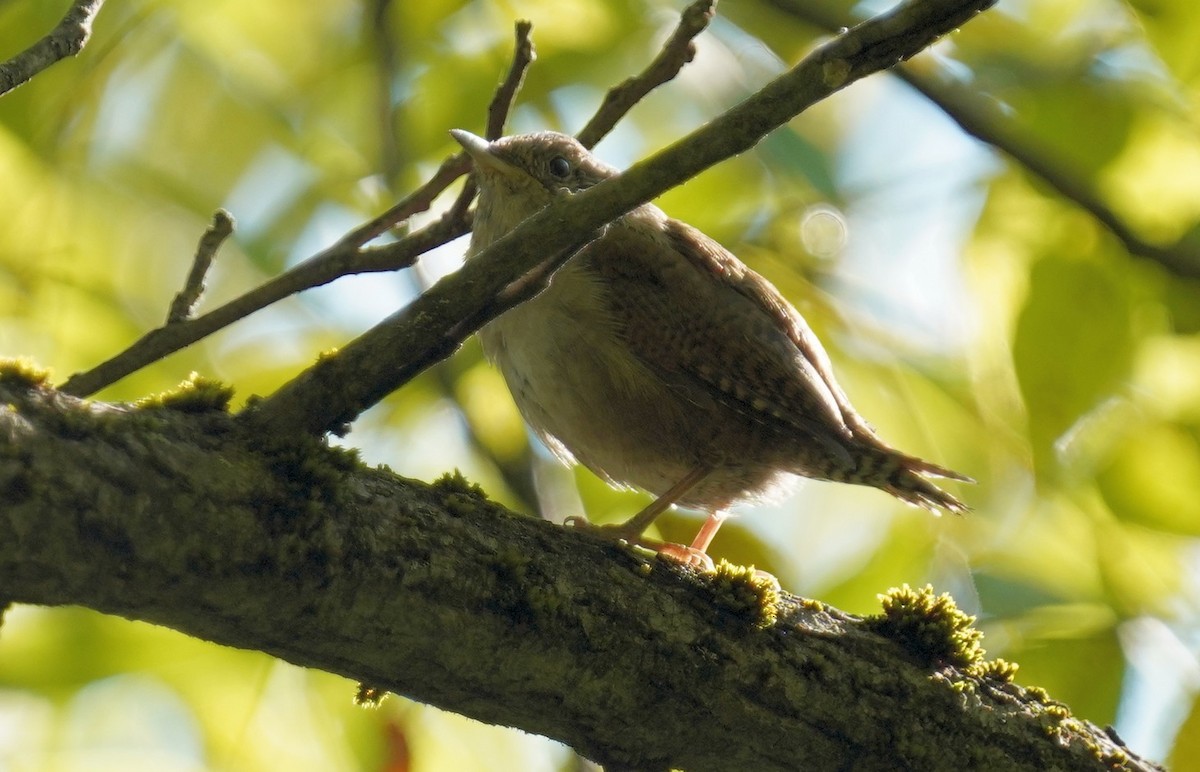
[452,129,970,568]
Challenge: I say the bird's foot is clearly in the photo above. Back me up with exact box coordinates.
[655,542,716,572]
[564,516,715,572]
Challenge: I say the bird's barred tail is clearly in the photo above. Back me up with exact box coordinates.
[844,447,973,515]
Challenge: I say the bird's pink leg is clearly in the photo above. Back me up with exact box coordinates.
[655,510,727,571]
[566,466,722,570]
[689,510,728,553]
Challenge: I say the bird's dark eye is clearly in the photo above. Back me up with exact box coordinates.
[548,156,571,178]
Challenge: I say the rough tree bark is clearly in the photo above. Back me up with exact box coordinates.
[0,374,1157,771]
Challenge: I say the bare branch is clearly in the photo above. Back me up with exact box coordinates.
[0,0,104,97]
[57,1,709,398]
[486,21,536,140]
[59,212,468,398]
[453,21,539,223]
[58,19,544,399]
[246,0,998,438]
[893,61,1200,280]
[165,210,235,324]
[361,19,537,245]
[765,0,1200,280]
[344,153,472,246]
[576,0,717,149]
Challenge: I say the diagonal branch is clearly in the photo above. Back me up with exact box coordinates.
[246,0,999,438]
[0,0,105,97]
[60,17,538,400]
[575,0,717,149]
[58,212,468,397]
[764,0,1200,281]
[57,1,703,398]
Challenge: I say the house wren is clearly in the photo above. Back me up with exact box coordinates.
[451,129,969,568]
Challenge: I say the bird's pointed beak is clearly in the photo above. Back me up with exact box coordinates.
[450,128,488,156]
[450,129,517,176]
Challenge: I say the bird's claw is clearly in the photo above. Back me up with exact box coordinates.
[563,515,646,547]
[655,543,716,573]
[564,516,717,573]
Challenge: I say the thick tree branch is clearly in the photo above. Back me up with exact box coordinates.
[0,376,1156,771]
[247,0,998,438]
[0,0,104,97]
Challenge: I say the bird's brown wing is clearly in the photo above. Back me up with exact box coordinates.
[579,208,863,468]
[659,218,970,485]
[680,216,971,483]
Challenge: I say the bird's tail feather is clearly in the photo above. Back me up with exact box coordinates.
[839,447,973,515]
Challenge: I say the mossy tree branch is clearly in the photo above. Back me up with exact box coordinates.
[0,375,1158,771]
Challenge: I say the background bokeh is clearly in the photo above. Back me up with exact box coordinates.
[2,0,1199,768]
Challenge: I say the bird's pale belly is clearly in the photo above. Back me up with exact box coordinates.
[480,264,791,509]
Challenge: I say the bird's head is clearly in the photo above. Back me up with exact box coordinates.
[451,129,617,240]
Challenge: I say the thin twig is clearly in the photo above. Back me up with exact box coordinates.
[166,210,235,324]
[245,0,998,437]
[452,21,538,223]
[368,0,402,182]
[432,20,542,512]
[62,17,542,398]
[357,20,537,242]
[59,212,467,397]
[344,152,472,247]
[575,0,717,149]
[60,4,711,398]
[487,21,536,140]
[0,0,105,97]
[64,15,541,397]
[764,0,1200,281]
[59,20,537,397]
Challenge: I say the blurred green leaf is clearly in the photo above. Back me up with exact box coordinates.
[1007,78,1135,176]
[1170,695,1200,771]
[1010,624,1124,725]
[973,572,1070,619]
[1098,421,1200,536]
[761,127,840,201]
[3,0,1200,766]
[1013,256,1136,476]
[1127,0,1200,82]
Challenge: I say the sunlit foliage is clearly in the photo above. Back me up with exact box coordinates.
[2,0,1198,768]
